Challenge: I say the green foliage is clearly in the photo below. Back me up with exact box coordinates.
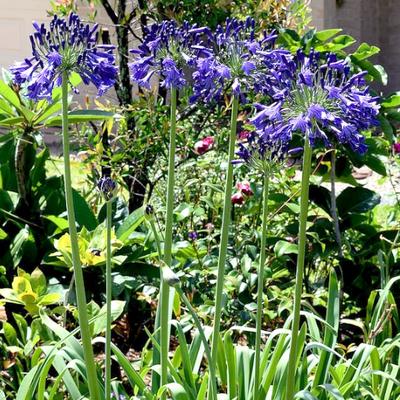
[0,268,61,315]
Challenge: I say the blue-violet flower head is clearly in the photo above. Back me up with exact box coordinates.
[190,17,284,103]
[129,20,210,90]
[10,13,118,100]
[250,49,380,154]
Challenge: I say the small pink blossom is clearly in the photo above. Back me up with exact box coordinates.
[194,136,215,155]
[393,142,400,154]
[236,180,253,196]
[231,192,245,205]
[238,130,250,141]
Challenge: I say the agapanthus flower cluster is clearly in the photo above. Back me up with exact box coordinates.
[129,20,210,90]
[250,49,380,154]
[190,17,284,103]
[11,13,117,100]
[235,129,287,172]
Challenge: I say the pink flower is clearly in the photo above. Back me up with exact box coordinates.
[231,192,245,205]
[194,136,215,155]
[393,142,400,154]
[236,180,253,196]
[238,130,250,141]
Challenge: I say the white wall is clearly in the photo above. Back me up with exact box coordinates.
[0,0,51,71]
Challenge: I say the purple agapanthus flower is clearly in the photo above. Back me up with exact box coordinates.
[10,13,117,100]
[190,17,285,103]
[235,129,287,171]
[129,20,210,90]
[250,50,380,154]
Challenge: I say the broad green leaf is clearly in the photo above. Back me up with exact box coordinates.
[0,227,7,240]
[314,29,342,42]
[337,187,380,216]
[377,115,394,142]
[92,300,125,336]
[0,80,21,110]
[274,240,298,257]
[0,116,24,126]
[116,206,145,241]
[30,268,47,296]
[352,42,380,61]
[2,321,18,345]
[381,93,400,108]
[12,276,32,295]
[34,100,62,124]
[37,293,61,306]
[72,188,97,230]
[44,215,69,231]
[0,98,15,115]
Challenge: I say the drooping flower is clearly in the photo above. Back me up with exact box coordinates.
[190,17,284,103]
[10,13,118,100]
[194,136,215,155]
[129,20,210,90]
[250,50,380,154]
[236,181,253,196]
[393,142,400,154]
[231,192,245,205]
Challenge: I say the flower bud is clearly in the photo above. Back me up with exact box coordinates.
[97,176,117,201]
[188,231,198,241]
[393,143,400,154]
[162,266,180,287]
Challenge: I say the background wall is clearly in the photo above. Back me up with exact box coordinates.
[311,0,400,93]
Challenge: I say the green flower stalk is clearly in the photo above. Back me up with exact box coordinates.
[160,87,178,397]
[146,207,218,399]
[105,200,113,399]
[208,95,239,398]
[98,176,117,400]
[61,72,100,400]
[285,136,312,400]
[253,171,269,399]
[12,14,118,400]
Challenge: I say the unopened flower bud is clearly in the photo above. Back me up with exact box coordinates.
[162,266,180,287]
[97,176,117,201]
[188,231,198,241]
[393,143,400,154]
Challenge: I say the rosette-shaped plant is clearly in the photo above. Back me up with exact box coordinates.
[190,17,286,103]
[10,13,117,99]
[251,49,380,153]
[129,20,210,89]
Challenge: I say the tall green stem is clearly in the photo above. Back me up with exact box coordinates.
[105,199,113,400]
[253,171,269,400]
[208,95,239,398]
[159,87,177,397]
[147,217,218,399]
[61,72,100,400]
[285,137,312,400]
